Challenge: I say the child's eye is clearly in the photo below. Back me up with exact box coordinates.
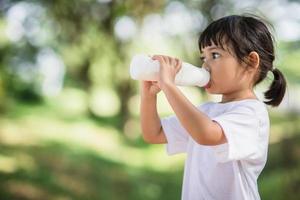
[212,52,220,59]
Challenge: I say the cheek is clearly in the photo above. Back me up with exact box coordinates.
[213,68,235,83]
[208,58,242,91]
[210,69,237,90]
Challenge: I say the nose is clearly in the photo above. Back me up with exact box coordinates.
[202,63,211,73]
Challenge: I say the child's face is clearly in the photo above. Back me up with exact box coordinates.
[200,43,252,95]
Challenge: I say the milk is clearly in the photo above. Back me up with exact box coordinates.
[129,54,210,87]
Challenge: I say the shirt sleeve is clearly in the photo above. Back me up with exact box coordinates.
[161,115,189,155]
[211,105,260,163]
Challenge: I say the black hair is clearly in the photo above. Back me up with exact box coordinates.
[198,14,286,107]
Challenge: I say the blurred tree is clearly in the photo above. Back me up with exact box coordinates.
[0,0,167,128]
[42,0,167,128]
[1,0,300,126]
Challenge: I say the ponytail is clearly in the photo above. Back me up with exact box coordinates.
[264,68,287,107]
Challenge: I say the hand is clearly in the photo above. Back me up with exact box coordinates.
[141,81,161,98]
[152,55,182,90]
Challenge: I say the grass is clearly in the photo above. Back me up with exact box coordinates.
[0,142,183,200]
[0,102,185,200]
[0,102,300,200]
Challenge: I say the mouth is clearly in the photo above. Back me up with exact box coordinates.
[204,81,211,89]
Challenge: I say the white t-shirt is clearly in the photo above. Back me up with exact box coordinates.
[161,99,270,200]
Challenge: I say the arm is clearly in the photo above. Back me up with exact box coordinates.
[162,84,226,145]
[140,81,167,144]
[152,55,226,145]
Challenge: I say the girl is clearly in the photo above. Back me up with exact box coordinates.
[140,15,286,200]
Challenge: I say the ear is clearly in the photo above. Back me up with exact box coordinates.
[247,51,260,71]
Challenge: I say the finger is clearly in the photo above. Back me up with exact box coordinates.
[164,56,172,66]
[151,81,158,84]
[152,55,164,64]
[167,56,173,65]
[175,59,182,73]
[155,81,162,89]
[160,55,169,64]
[151,81,161,90]
[151,55,159,60]
[158,55,171,64]
[171,57,177,67]
[142,80,151,86]
[152,82,160,87]
[152,55,164,60]
[173,59,178,70]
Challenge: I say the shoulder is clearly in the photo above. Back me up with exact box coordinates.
[210,99,269,118]
[231,100,270,128]
[197,99,269,121]
[197,102,214,108]
[198,99,266,112]
[196,102,218,114]
[232,99,268,116]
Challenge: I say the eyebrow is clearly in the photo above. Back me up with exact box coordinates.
[206,46,220,51]
[200,46,221,54]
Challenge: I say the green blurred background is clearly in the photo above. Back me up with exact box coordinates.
[0,0,300,199]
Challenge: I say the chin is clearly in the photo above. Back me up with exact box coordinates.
[205,87,221,95]
[205,87,213,93]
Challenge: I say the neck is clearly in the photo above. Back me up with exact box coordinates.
[221,89,257,103]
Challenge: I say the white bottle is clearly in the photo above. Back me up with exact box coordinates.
[129,54,210,87]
